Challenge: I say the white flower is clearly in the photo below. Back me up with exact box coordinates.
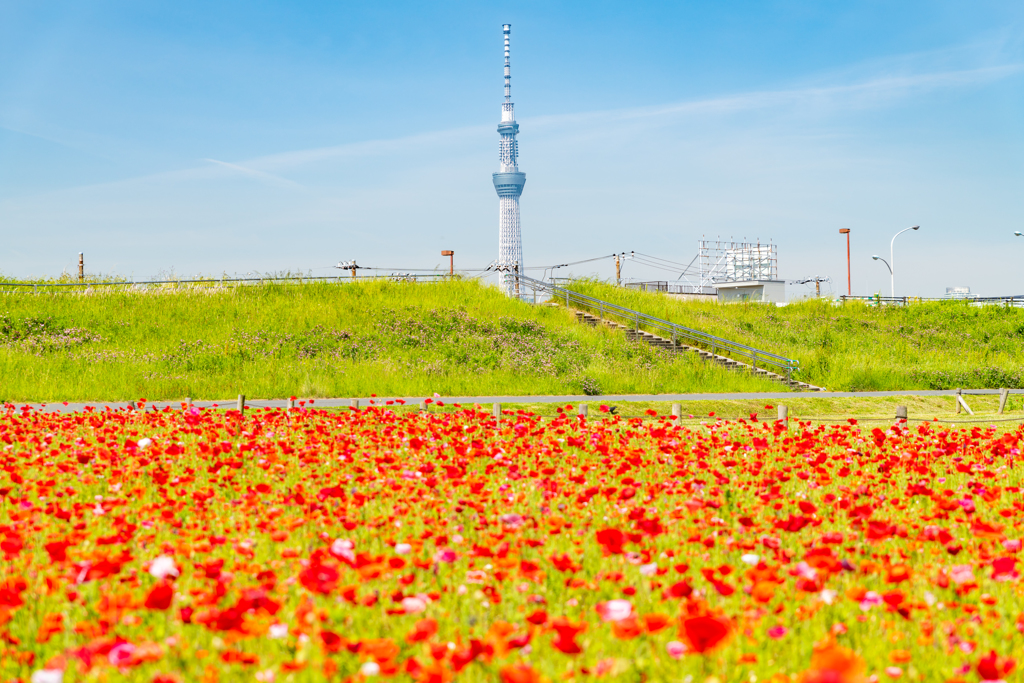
[31,671,63,683]
[639,562,658,576]
[360,662,381,677]
[394,543,412,555]
[820,589,837,605]
[740,554,760,565]
[255,670,276,683]
[149,555,179,580]
[268,623,289,639]
[138,437,152,449]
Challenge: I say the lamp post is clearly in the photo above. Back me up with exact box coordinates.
[441,250,454,276]
[838,229,851,296]
[885,225,920,297]
[872,255,892,298]
[1014,232,1022,237]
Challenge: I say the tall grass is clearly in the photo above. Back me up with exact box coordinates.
[568,280,1024,390]
[0,279,781,401]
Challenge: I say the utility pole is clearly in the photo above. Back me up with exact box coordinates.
[335,260,359,279]
[615,254,621,286]
[441,250,454,276]
[78,253,84,282]
[839,229,851,295]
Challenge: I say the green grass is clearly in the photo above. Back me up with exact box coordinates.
[0,278,782,401]
[568,280,1024,391]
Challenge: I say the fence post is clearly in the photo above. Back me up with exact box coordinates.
[671,403,682,419]
[999,388,1009,414]
[955,388,962,414]
[419,401,428,412]
[777,405,788,426]
[578,404,588,418]
[237,395,245,412]
[287,398,295,410]
[493,403,502,419]
[895,405,908,422]
[350,398,361,410]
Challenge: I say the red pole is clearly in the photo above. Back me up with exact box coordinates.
[441,250,454,277]
[839,229,851,295]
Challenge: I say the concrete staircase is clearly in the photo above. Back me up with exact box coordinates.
[574,310,824,392]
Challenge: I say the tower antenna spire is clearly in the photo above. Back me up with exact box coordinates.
[493,23,526,297]
[504,23,512,103]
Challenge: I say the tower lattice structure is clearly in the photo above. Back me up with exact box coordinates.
[492,23,526,296]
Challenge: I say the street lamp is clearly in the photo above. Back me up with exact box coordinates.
[885,225,920,298]
[1015,231,1023,237]
[872,255,892,298]
[441,250,454,276]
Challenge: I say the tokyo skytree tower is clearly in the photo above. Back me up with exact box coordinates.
[492,23,526,296]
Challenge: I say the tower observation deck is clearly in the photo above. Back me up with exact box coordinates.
[493,23,525,296]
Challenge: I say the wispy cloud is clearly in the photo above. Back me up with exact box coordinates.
[203,158,304,189]
[529,64,1024,127]
[240,62,1024,173]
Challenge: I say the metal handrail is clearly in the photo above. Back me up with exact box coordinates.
[0,274,447,291]
[517,274,799,381]
[840,295,1024,307]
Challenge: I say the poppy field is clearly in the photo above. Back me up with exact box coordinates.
[1,401,1022,683]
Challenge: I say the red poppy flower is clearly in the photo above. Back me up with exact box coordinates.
[144,581,174,610]
[680,615,731,653]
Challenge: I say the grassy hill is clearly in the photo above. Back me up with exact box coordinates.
[0,279,782,401]
[568,280,1024,391]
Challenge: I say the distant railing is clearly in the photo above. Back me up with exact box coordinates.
[0,273,448,293]
[625,281,717,295]
[516,274,799,381]
[839,295,1024,307]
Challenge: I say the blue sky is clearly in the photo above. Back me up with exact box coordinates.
[1,0,1022,296]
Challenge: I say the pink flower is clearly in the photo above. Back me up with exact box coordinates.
[859,591,883,611]
[329,539,355,563]
[951,565,975,585]
[595,599,633,622]
[639,563,658,576]
[434,549,458,563]
[1003,539,1021,553]
[793,561,818,581]
[465,570,488,584]
[665,641,687,659]
[886,667,903,678]
[767,626,787,639]
[401,596,427,614]
[108,643,136,666]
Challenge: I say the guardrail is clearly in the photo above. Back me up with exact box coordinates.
[0,273,448,293]
[839,295,1024,307]
[516,274,800,382]
[625,281,717,295]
